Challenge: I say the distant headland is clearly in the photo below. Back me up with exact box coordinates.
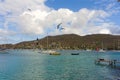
[0,34,120,50]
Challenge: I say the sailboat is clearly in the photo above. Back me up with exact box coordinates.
[99,49,105,52]
[40,23,64,55]
[40,33,60,55]
[98,42,106,52]
[86,49,92,51]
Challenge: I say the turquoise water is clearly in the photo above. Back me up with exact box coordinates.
[0,50,120,80]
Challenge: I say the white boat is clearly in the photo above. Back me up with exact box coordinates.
[86,49,92,51]
[98,42,106,52]
[41,50,60,55]
[99,49,106,52]
[41,50,55,53]
[40,30,60,55]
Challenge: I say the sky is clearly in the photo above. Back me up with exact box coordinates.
[0,0,120,44]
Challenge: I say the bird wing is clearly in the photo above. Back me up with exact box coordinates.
[57,23,62,29]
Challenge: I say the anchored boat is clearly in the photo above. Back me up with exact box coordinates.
[71,53,79,55]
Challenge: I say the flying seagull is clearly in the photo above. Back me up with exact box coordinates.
[57,23,62,29]
[56,23,65,31]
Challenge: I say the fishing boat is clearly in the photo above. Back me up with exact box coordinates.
[49,50,60,55]
[71,53,79,55]
[99,49,105,52]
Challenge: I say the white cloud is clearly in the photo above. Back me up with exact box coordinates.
[109,24,120,35]
[0,0,49,15]
[0,28,15,36]
[99,29,111,34]
[106,3,115,10]
[0,0,120,43]
[0,0,50,35]
[18,10,49,34]
[47,8,110,36]
[0,28,16,43]
[94,0,120,14]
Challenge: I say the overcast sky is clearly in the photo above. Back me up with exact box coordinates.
[0,0,120,44]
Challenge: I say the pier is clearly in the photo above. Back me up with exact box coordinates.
[95,58,120,67]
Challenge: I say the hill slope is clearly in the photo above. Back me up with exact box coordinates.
[0,34,120,50]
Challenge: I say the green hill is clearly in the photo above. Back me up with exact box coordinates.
[0,34,120,50]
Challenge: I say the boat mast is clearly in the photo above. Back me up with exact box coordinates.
[47,32,48,49]
[102,41,103,50]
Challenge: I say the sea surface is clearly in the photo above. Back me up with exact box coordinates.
[0,49,120,80]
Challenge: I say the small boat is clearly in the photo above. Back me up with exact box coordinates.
[49,52,60,55]
[98,42,106,52]
[71,53,79,55]
[48,50,60,55]
[86,49,92,51]
[99,49,106,52]
[41,50,60,55]
[96,47,105,53]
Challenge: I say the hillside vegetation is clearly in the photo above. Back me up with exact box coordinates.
[0,34,120,50]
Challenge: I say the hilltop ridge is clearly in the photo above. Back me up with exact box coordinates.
[0,34,120,50]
